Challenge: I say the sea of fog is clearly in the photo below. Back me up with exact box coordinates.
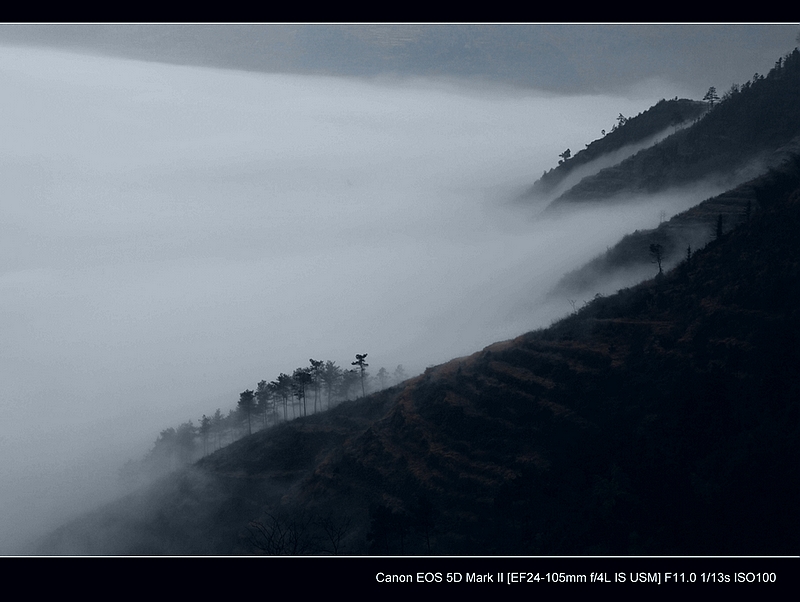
[0,47,703,553]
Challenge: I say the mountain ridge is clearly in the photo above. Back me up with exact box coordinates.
[527,98,707,201]
[533,48,800,211]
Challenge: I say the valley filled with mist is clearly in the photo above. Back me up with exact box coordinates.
[1,25,798,556]
[0,45,685,553]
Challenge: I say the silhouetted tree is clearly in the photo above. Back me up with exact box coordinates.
[255,380,272,427]
[716,214,724,239]
[238,389,255,436]
[212,409,224,450]
[650,243,664,275]
[321,360,343,408]
[225,408,240,442]
[275,373,292,421]
[315,514,353,555]
[248,511,317,555]
[568,298,578,314]
[199,414,211,456]
[293,367,312,416]
[309,359,324,413]
[352,354,369,398]
[722,82,740,101]
[703,86,719,106]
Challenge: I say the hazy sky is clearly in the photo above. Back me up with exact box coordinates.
[1,24,797,553]
[1,23,798,94]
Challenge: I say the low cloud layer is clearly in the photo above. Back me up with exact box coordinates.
[0,46,722,552]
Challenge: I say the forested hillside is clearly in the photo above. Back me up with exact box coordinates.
[529,98,706,198]
[544,48,800,207]
[297,158,800,555]
[541,49,800,301]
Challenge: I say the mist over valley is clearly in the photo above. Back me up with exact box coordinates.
[0,45,684,553]
[1,25,798,556]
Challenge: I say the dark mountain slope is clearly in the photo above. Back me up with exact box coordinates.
[42,391,398,554]
[42,160,800,555]
[303,160,800,555]
[545,49,800,208]
[548,154,800,300]
[528,98,706,199]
